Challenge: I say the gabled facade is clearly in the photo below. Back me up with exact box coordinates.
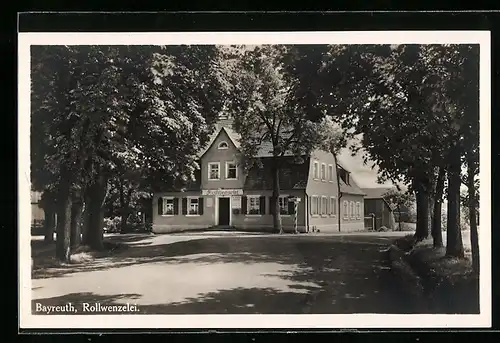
[152,118,365,234]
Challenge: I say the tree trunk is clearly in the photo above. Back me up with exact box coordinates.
[271,159,283,234]
[55,178,72,263]
[431,167,445,248]
[446,143,464,258]
[70,190,84,250]
[43,208,56,243]
[397,205,402,231]
[81,192,92,246]
[86,175,108,251]
[467,163,479,274]
[414,187,429,241]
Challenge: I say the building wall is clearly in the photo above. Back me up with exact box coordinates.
[363,198,395,230]
[339,193,365,232]
[200,129,246,191]
[152,189,307,233]
[31,203,44,223]
[306,149,341,233]
[153,191,212,232]
[232,190,307,232]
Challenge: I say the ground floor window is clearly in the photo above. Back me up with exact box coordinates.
[248,196,260,215]
[163,197,174,215]
[356,202,361,219]
[311,196,319,215]
[188,198,199,215]
[350,201,355,219]
[330,197,337,216]
[343,200,348,219]
[321,196,327,215]
[279,196,289,215]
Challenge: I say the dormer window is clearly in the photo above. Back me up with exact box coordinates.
[218,141,229,149]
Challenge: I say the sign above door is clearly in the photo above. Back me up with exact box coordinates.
[201,189,243,196]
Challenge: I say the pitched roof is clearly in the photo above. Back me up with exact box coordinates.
[198,126,241,158]
[361,187,394,199]
[339,176,366,196]
[244,157,309,190]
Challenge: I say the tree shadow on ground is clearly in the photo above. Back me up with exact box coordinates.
[33,237,378,278]
[31,236,436,314]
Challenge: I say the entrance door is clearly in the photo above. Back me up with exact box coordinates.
[218,197,230,226]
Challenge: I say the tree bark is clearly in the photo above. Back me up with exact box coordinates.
[446,143,464,258]
[81,191,92,246]
[397,205,402,231]
[55,176,72,263]
[414,186,429,241]
[43,208,56,243]
[70,189,84,250]
[431,167,445,248]
[271,158,283,234]
[85,174,108,251]
[467,161,479,274]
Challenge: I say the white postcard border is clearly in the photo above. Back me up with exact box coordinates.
[18,30,491,329]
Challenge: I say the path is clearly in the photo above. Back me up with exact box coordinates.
[31,232,428,314]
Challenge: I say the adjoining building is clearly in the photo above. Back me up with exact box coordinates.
[152,117,365,234]
[361,187,396,231]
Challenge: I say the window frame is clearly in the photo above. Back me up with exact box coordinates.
[161,196,175,216]
[321,196,328,216]
[208,162,221,180]
[247,195,261,216]
[217,141,229,150]
[225,161,238,180]
[343,200,348,219]
[187,197,200,216]
[321,163,327,181]
[313,161,319,180]
[328,164,334,182]
[278,195,290,216]
[330,196,337,217]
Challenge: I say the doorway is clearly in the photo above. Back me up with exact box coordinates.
[218,197,230,226]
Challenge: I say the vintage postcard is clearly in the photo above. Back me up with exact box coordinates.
[18,30,491,329]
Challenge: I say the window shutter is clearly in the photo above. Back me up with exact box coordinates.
[182,198,188,215]
[198,197,204,215]
[288,199,295,215]
[241,196,247,215]
[270,196,276,215]
[173,198,179,215]
[259,196,266,215]
[157,197,163,215]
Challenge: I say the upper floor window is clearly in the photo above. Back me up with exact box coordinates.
[218,141,229,149]
[321,163,326,181]
[328,164,334,182]
[226,161,237,180]
[208,162,220,180]
[313,161,319,180]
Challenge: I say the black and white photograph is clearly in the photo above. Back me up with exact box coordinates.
[18,31,491,329]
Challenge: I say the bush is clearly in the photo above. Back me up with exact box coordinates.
[103,216,121,233]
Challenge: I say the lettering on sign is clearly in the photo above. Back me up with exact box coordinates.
[201,189,243,196]
[232,196,242,209]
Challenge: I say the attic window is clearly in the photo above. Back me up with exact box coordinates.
[218,141,229,149]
